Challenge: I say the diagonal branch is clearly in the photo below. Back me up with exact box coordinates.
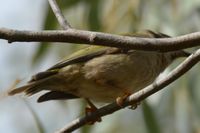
[55,49,200,133]
[2,1,199,133]
[48,0,72,30]
[1,28,200,52]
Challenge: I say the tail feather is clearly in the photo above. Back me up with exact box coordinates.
[8,79,45,96]
[8,84,30,95]
[8,82,46,96]
[25,86,42,96]
[8,75,63,96]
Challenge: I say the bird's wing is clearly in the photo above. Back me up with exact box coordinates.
[29,46,121,102]
[29,46,120,82]
[48,46,114,70]
[30,30,170,83]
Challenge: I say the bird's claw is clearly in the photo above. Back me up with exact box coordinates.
[116,92,131,107]
[116,91,141,109]
[128,102,141,110]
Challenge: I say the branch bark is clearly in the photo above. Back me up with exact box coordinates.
[48,0,72,30]
[2,1,200,133]
[1,27,200,52]
[55,49,200,133]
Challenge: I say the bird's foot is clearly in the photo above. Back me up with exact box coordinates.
[116,90,140,109]
[116,91,131,107]
[128,102,141,110]
[85,98,102,125]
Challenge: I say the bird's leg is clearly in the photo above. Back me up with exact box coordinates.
[85,98,102,124]
[85,98,98,112]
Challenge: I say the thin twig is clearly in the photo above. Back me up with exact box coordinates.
[55,49,200,133]
[1,28,200,52]
[48,0,71,30]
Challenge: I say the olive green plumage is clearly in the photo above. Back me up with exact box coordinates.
[8,30,190,103]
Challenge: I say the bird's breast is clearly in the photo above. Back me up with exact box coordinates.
[75,52,164,102]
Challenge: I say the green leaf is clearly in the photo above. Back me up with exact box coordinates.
[86,0,101,31]
[57,0,82,9]
[32,43,51,65]
[187,65,200,117]
[142,101,161,133]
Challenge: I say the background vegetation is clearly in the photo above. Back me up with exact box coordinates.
[1,0,200,133]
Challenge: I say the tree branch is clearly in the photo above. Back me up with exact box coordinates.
[1,1,199,133]
[55,49,200,133]
[48,0,72,30]
[1,28,200,52]
[2,1,200,132]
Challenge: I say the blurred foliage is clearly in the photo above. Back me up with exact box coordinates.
[29,0,200,133]
[142,101,161,133]
[32,0,82,65]
[22,99,45,133]
[32,6,55,64]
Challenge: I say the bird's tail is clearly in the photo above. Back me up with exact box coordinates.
[8,84,31,95]
[8,73,65,97]
[8,75,57,96]
[7,78,79,103]
[8,82,42,96]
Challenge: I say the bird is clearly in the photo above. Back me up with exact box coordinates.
[8,30,190,112]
